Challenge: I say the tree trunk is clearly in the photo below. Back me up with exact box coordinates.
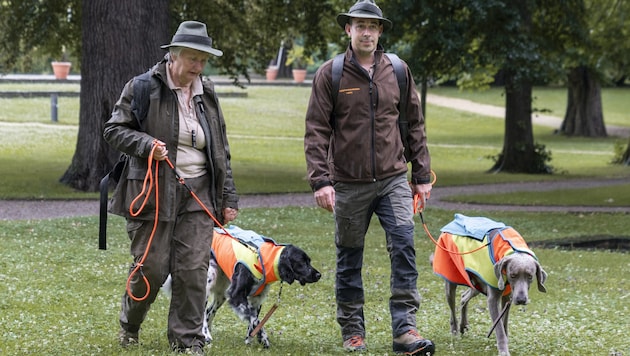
[60,0,170,191]
[420,75,428,119]
[559,66,607,137]
[620,138,630,165]
[490,75,538,173]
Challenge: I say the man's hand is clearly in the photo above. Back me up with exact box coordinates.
[412,183,432,210]
[314,185,335,212]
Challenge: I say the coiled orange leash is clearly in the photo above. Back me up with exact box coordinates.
[125,142,162,302]
[415,171,490,256]
[125,140,256,302]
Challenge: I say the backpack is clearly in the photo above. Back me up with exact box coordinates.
[99,70,156,250]
[330,53,411,159]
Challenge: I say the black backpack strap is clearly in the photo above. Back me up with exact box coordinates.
[99,70,155,250]
[385,53,410,159]
[98,174,110,250]
[98,154,128,250]
[130,69,153,130]
[331,53,345,109]
[330,53,345,128]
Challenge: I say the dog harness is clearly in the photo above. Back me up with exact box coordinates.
[432,214,537,295]
[211,225,285,296]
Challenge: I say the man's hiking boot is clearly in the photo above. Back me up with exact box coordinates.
[392,330,435,355]
[118,328,139,347]
[343,335,367,352]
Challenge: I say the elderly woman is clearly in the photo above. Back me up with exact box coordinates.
[104,21,238,355]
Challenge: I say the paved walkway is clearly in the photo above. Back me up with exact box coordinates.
[426,94,630,138]
[1,178,629,220]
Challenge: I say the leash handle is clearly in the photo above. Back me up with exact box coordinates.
[411,170,436,214]
[250,303,279,337]
[487,300,511,338]
[414,170,490,256]
[413,192,430,214]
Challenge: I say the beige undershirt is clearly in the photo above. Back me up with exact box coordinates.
[166,69,207,178]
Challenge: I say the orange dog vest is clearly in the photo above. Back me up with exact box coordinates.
[211,226,285,296]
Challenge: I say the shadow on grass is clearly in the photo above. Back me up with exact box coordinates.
[530,236,630,252]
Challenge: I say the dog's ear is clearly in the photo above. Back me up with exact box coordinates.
[535,261,547,293]
[494,257,509,291]
[277,250,296,285]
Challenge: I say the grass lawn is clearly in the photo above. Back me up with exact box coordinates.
[1,85,629,200]
[0,208,628,355]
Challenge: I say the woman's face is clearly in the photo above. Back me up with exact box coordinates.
[170,48,209,87]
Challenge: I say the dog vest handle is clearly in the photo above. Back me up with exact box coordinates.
[249,303,278,337]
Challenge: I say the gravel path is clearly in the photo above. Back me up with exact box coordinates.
[2,178,628,221]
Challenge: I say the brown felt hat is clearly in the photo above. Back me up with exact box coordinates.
[161,21,223,57]
[336,0,392,31]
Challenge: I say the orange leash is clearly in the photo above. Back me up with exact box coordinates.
[125,143,162,302]
[414,171,490,256]
[125,141,254,302]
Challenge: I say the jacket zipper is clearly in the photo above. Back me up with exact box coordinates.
[369,78,376,181]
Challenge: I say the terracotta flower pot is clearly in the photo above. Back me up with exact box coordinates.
[292,69,307,83]
[51,61,72,80]
[266,66,279,81]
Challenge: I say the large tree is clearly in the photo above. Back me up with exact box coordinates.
[59,0,170,190]
[557,0,606,137]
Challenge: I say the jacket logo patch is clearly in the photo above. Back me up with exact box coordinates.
[339,88,360,95]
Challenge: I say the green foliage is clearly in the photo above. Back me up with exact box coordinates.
[0,0,335,79]
[0,0,80,71]
[285,44,315,69]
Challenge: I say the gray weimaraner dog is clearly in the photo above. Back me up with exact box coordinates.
[431,215,548,356]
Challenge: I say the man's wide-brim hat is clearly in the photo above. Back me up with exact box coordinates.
[336,0,392,31]
[161,21,223,57]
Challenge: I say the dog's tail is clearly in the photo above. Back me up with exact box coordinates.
[429,252,434,267]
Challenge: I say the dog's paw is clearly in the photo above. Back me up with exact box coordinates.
[260,337,270,348]
[459,323,469,335]
[257,329,270,348]
[202,327,212,344]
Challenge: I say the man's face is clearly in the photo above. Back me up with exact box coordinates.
[170,48,209,87]
[346,18,383,57]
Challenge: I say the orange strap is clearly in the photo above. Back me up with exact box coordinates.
[414,170,489,256]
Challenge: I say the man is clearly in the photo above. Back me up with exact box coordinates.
[304,1,435,355]
[103,21,239,355]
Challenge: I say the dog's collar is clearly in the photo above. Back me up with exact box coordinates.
[252,244,286,295]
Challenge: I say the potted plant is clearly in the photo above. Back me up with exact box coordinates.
[51,45,72,80]
[285,44,314,83]
[265,59,279,81]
